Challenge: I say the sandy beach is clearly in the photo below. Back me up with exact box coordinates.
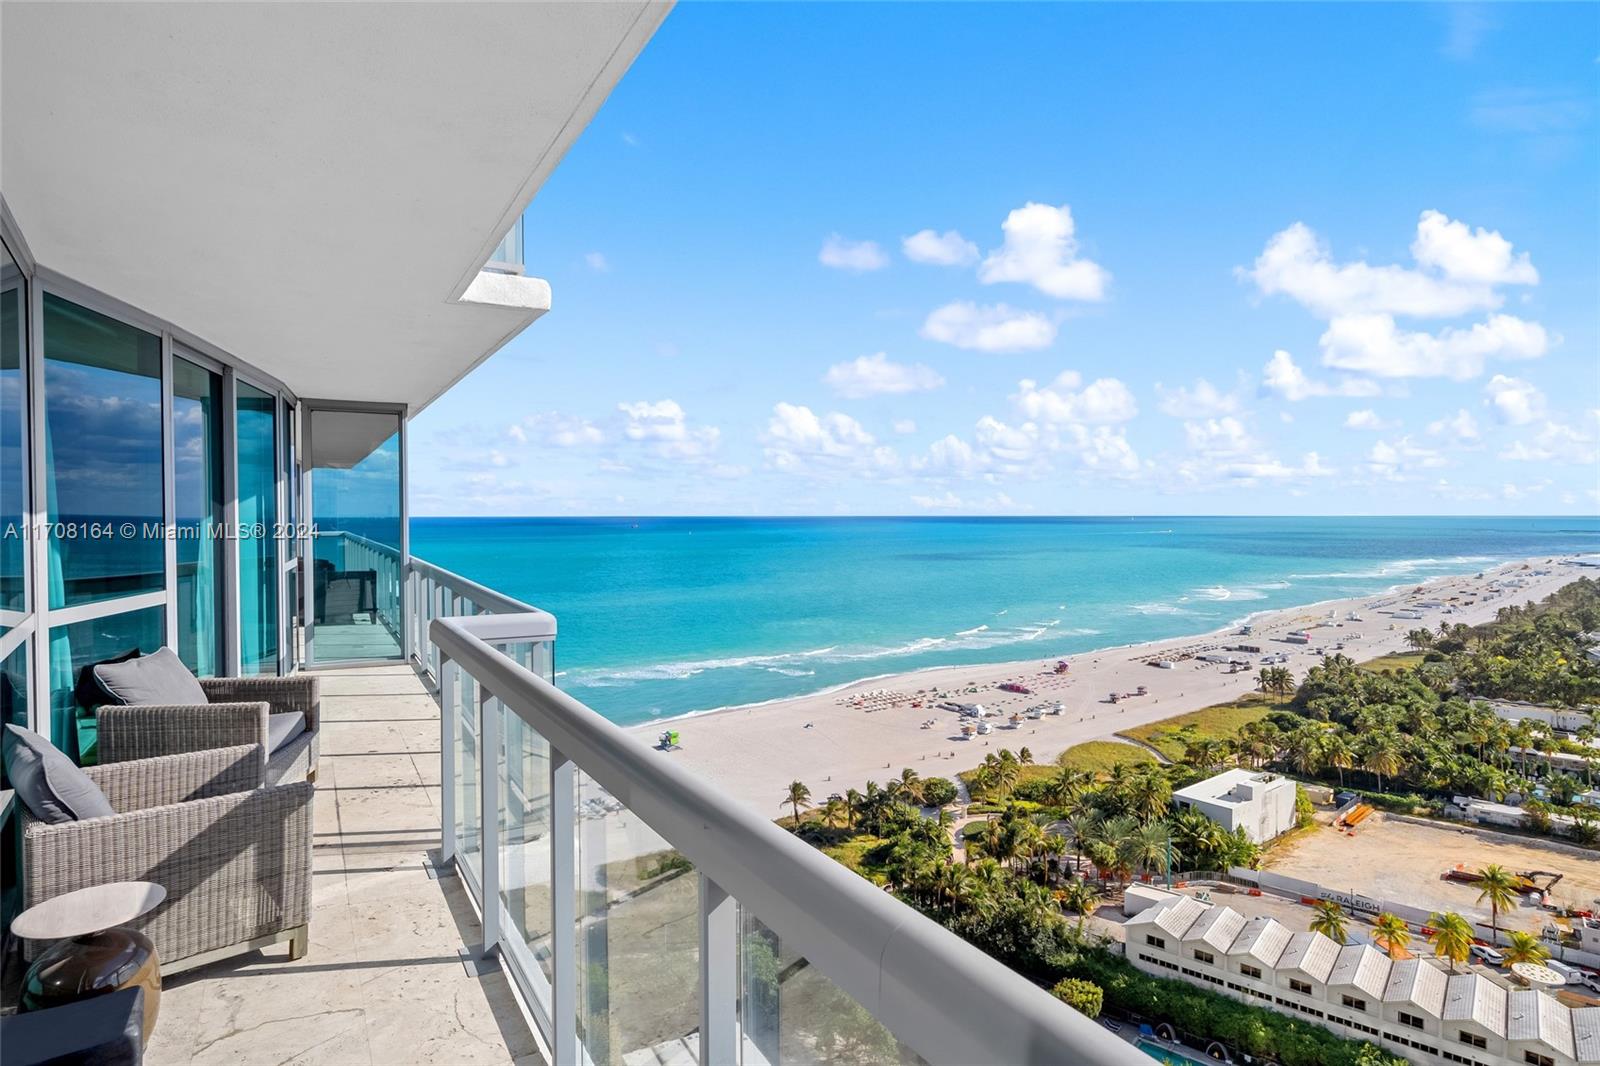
[635,554,1591,815]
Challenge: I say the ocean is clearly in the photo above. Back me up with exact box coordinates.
[409,516,1599,726]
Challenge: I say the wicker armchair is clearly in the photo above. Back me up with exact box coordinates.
[21,743,313,974]
[97,674,320,785]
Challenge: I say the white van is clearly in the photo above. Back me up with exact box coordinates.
[1548,960,1583,984]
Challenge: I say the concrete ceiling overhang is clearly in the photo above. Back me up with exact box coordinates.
[1,1,668,414]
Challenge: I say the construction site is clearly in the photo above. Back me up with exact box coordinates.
[1264,809,1600,936]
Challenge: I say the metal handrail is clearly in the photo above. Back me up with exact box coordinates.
[431,612,1144,1066]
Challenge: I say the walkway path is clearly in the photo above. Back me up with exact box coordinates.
[145,664,540,1066]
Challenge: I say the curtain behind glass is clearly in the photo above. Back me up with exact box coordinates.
[174,358,222,676]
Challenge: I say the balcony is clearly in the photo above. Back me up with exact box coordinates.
[139,546,1143,1065]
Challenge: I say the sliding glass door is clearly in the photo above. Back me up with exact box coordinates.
[306,407,403,664]
[173,357,224,676]
[40,294,167,756]
[237,382,278,674]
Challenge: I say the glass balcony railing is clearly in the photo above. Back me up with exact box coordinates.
[400,553,1145,1065]
[485,216,525,275]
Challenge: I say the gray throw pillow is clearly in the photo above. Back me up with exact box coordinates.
[267,711,306,754]
[93,647,207,707]
[3,724,116,823]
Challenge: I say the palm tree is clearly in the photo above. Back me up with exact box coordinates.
[1267,666,1296,704]
[1322,732,1354,788]
[1427,911,1475,973]
[1309,900,1349,944]
[1373,912,1411,958]
[1474,865,1520,938]
[1125,770,1172,825]
[843,788,863,828]
[1056,879,1101,930]
[1503,930,1550,967]
[1128,822,1176,882]
[821,796,847,829]
[1405,628,1434,651]
[1361,733,1404,792]
[895,767,923,805]
[782,780,812,829]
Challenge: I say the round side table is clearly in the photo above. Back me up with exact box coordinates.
[14,881,166,1047]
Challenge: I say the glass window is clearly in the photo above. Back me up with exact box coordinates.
[1,240,25,611]
[42,294,163,607]
[49,606,163,763]
[173,357,224,676]
[1,640,27,730]
[237,382,278,674]
[308,409,402,663]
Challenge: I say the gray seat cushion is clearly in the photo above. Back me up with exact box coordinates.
[92,647,208,707]
[3,724,116,823]
[267,711,306,754]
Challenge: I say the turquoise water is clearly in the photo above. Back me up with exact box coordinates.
[1136,1037,1215,1065]
[409,516,1598,726]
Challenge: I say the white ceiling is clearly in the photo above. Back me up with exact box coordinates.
[1,1,668,414]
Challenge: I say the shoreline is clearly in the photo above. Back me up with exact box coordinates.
[643,563,1521,726]
[637,553,1588,814]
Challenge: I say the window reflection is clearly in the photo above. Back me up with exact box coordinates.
[2,241,27,611]
[50,606,163,763]
[174,357,224,676]
[42,294,163,607]
[238,383,278,674]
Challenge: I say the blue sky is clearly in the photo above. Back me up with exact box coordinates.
[410,2,1599,517]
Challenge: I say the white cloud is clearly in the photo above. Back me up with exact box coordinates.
[1319,313,1547,380]
[910,490,1021,513]
[1156,378,1240,418]
[1411,210,1538,285]
[1183,416,1255,456]
[1343,409,1390,431]
[585,251,609,272]
[978,202,1110,301]
[1260,350,1381,401]
[920,301,1056,352]
[918,434,986,477]
[1483,374,1546,425]
[1242,212,1536,320]
[1220,452,1334,482]
[507,412,605,448]
[618,399,721,460]
[1061,424,1141,473]
[1366,436,1449,480]
[763,403,898,475]
[1427,409,1480,442]
[1013,371,1137,424]
[902,229,978,266]
[823,352,944,399]
[1499,421,1597,464]
[818,234,888,272]
[892,419,918,435]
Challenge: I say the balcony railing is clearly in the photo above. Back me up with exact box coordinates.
[398,552,1143,1066]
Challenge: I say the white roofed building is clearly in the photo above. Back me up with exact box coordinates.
[1127,896,1596,1066]
[1173,768,1299,843]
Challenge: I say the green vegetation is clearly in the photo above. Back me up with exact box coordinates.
[779,579,1594,1063]
[1360,651,1427,672]
[1065,953,1404,1066]
[1050,977,1102,1018]
[1055,740,1157,774]
[1120,695,1275,760]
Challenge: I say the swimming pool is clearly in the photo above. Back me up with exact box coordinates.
[1135,1038,1217,1066]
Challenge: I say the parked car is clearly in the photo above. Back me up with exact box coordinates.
[1470,944,1506,966]
[1547,960,1583,984]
